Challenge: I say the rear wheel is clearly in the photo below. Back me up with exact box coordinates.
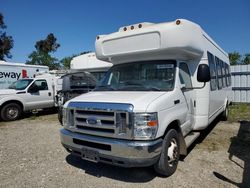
[0,103,22,121]
[221,104,229,121]
[154,129,180,176]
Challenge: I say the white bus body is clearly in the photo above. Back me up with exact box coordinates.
[70,52,112,80]
[60,19,232,176]
[0,61,49,89]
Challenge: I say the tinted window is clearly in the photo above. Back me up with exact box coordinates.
[215,57,222,89]
[207,52,217,91]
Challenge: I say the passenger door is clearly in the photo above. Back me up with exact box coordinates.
[25,79,54,110]
[179,62,195,135]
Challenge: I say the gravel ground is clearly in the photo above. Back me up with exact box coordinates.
[0,113,249,188]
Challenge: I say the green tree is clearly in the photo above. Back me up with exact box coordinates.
[0,13,14,60]
[60,55,75,69]
[242,53,250,65]
[228,51,241,65]
[26,33,60,70]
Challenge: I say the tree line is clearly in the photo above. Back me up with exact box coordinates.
[0,12,249,69]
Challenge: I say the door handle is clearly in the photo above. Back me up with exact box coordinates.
[174,100,180,104]
[48,92,51,96]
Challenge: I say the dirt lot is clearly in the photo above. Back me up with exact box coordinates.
[0,113,249,188]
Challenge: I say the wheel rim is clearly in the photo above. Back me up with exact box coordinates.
[6,107,19,119]
[167,138,178,167]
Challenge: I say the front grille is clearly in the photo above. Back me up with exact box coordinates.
[72,109,130,139]
[67,102,134,139]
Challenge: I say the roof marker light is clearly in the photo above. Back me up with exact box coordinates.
[176,20,181,25]
[131,25,134,30]
[138,24,142,28]
[96,36,100,40]
[123,27,127,31]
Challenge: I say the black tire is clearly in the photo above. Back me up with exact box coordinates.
[58,107,63,125]
[154,129,180,177]
[221,104,229,121]
[0,103,22,121]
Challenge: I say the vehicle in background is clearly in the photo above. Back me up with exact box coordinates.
[0,73,61,121]
[56,53,112,124]
[0,61,49,89]
[57,71,97,124]
[70,52,112,81]
[60,19,232,176]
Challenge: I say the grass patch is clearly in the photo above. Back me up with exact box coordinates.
[228,103,250,122]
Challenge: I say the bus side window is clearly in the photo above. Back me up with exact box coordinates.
[207,52,217,91]
[221,60,226,88]
[215,57,222,90]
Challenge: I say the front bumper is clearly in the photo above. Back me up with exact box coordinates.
[60,128,162,167]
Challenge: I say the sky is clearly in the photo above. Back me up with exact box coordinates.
[1,0,250,63]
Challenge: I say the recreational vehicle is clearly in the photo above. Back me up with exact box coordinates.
[60,19,232,176]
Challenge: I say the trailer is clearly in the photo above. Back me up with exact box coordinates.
[0,61,49,89]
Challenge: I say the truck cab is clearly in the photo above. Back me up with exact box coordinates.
[0,74,58,121]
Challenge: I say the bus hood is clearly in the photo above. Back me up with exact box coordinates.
[0,89,17,95]
[66,91,167,112]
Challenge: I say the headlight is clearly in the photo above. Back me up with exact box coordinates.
[62,107,74,128]
[133,112,158,140]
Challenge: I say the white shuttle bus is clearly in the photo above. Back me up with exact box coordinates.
[60,19,232,176]
[70,52,112,80]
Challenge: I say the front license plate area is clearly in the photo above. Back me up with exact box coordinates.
[81,148,99,162]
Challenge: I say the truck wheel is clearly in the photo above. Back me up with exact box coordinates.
[0,103,22,121]
[221,104,229,121]
[154,129,180,177]
[58,107,63,125]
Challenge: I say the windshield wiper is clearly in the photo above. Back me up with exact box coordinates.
[147,87,162,91]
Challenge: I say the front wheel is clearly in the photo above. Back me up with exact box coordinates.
[0,103,22,121]
[154,129,180,177]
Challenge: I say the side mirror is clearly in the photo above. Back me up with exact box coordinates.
[28,84,39,93]
[197,64,210,82]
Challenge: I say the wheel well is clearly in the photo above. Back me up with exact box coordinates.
[1,100,24,111]
[164,120,181,136]
[163,120,187,156]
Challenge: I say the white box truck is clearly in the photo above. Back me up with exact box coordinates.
[0,61,49,89]
[60,19,232,176]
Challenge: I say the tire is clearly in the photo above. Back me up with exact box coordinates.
[58,107,63,125]
[221,104,229,121]
[0,103,22,121]
[154,129,180,177]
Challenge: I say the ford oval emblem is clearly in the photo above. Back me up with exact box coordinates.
[86,117,97,125]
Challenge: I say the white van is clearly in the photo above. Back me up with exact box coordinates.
[60,19,232,176]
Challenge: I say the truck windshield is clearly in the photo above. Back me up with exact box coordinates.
[8,79,33,90]
[95,60,176,91]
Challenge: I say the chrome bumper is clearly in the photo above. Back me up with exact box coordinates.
[60,128,162,167]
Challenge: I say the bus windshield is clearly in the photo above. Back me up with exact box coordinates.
[95,60,176,91]
[8,79,33,90]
